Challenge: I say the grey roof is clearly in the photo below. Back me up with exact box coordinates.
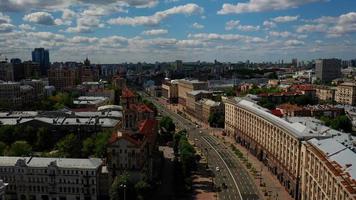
[187,90,212,96]
[308,138,356,180]
[233,98,316,139]
[0,157,102,169]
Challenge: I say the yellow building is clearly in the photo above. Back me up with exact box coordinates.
[224,98,315,198]
[224,97,356,200]
[335,82,356,105]
[315,85,335,102]
[177,79,208,105]
[300,138,356,200]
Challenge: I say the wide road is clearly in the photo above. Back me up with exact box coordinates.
[140,93,260,200]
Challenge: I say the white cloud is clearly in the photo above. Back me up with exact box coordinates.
[328,12,356,36]
[272,15,299,23]
[27,32,66,42]
[263,20,276,29]
[108,3,204,26]
[192,22,204,29]
[225,20,240,30]
[218,0,321,14]
[285,39,305,46]
[237,25,260,32]
[188,33,266,43]
[19,24,35,31]
[0,23,15,33]
[66,15,104,33]
[62,9,76,21]
[69,36,98,43]
[296,24,328,33]
[23,12,57,25]
[0,12,11,24]
[142,29,168,36]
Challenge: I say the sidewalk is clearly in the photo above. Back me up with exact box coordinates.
[214,135,293,200]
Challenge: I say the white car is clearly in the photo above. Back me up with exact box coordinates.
[215,167,220,172]
[199,130,202,134]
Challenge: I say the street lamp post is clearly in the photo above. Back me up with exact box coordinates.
[120,184,127,200]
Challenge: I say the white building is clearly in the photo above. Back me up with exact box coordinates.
[0,157,103,200]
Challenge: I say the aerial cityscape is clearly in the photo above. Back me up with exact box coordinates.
[0,0,356,200]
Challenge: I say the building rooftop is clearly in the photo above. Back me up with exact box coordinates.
[308,138,356,180]
[187,90,212,96]
[232,98,316,139]
[0,157,102,169]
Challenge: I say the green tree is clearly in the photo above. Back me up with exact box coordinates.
[110,173,130,200]
[159,116,176,133]
[6,141,32,156]
[0,142,7,156]
[0,125,14,145]
[82,137,95,157]
[94,132,112,157]
[35,127,51,150]
[135,180,150,200]
[56,133,81,158]
[331,116,352,132]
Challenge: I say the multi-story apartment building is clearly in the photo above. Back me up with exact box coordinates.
[185,90,213,114]
[0,179,7,200]
[112,76,126,90]
[48,67,77,91]
[315,85,335,102]
[0,82,22,108]
[224,98,316,198]
[23,61,41,79]
[300,138,356,200]
[177,79,208,105]
[0,62,14,82]
[161,80,178,103]
[335,82,356,106]
[224,97,356,200]
[315,59,341,83]
[0,157,103,200]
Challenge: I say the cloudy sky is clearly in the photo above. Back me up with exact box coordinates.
[0,0,355,63]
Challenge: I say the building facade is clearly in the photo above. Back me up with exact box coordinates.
[315,59,341,83]
[161,80,178,103]
[0,157,103,200]
[335,82,356,106]
[48,67,77,91]
[315,85,335,102]
[224,98,315,198]
[300,138,356,200]
[177,79,208,105]
[32,48,50,76]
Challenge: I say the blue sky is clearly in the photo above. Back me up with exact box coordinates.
[0,0,355,63]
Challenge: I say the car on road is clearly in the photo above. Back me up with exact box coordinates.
[194,138,198,141]
[199,130,202,134]
[195,124,199,128]
[215,166,220,172]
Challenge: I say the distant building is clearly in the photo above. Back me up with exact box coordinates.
[292,58,298,67]
[112,76,126,90]
[0,82,21,108]
[315,59,341,83]
[48,67,77,91]
[177,79,208,105]
[23,61,41,79]
[161,80,178,103]
[0,157,104,200]
[0,62,14,81]
[315,85,335,102]
[32,48,50,76]
[335,82,356,105]
[0,179,7,200]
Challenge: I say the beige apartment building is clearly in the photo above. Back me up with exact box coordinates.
[224,97,356,200]
[300,138,356,200]
[177,79,208,105]
[224,98,318,198]
[161,80,178,103]
[315,85,335,102]
[48,67,77,91]
[335,82,356,105]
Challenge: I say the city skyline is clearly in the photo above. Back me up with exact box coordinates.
[0,0,356,63]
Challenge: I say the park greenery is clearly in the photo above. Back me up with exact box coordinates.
[0,124,112,158]
[208,112,225,128]
[159,116,176,143]
[173,130,196,191]
[110,172,151,200]
[320,115,353,133]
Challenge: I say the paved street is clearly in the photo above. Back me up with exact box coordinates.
[140,93,260,200]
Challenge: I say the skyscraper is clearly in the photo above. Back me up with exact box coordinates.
[32,48,50,76]
[315,59,341,83]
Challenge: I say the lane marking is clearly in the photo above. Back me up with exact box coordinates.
[202,136,243,200]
